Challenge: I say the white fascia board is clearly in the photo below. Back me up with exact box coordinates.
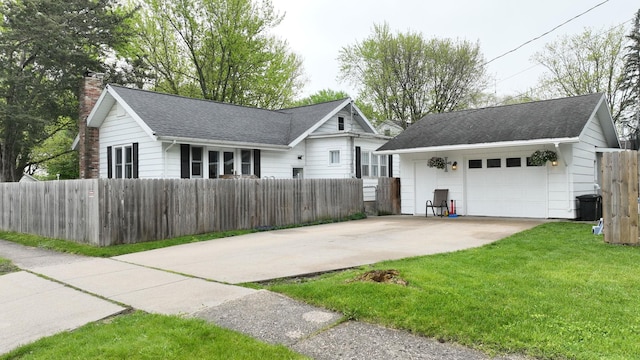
[351,102,378,133]
[103,85,158,142]
[71,134,80,150]
[375,137,580,155]
[307,131,390,141]
[85,88,114,128]
[288,98,354,148]
[157,136,291,151]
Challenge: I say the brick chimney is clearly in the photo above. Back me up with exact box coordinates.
[78,72,103,179]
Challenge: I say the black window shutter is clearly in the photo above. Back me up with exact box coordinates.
[388,155,393,177]
[132,143,139,178]
[107,146,112,178]
[180,144,190,179]
[253,149,261,178]
[355,146,361,179]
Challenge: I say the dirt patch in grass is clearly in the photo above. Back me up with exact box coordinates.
[349,269,408,286]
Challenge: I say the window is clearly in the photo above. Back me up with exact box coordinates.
[113,145,133,178]
[224,152,234,174]
[330,150,340,164]
[468,159,482,169]
[293,168,304,179]
[209,151,219,178]
[506,157,522,167]
[124,146,133,178]
[241,150,251,175]
[384,129,391,136]
[338,117,345,131]
[361,151,370,176]
[487,158,501,168]
[115,147,123,178]
[372,154,379,177]
[191,147,203,177]
[380,155,388,177]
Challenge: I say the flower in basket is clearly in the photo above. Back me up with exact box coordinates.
[530,150,557,166]
[428,156,446,169]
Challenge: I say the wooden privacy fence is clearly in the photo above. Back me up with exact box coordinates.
[601,151,639,245]
[0,178,364,247]
[375,177,401,215]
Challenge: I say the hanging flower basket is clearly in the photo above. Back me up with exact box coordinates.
[428,156,446,169]
[530,150,557,166]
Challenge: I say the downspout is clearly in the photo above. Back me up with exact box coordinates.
[350,101,355,177]
[554,143,567,167]
[164,140,177,177]
[555,142,572,213]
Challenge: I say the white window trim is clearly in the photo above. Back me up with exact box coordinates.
[113,144,133,179]
[329,150,341,165]
[361,151,388,178]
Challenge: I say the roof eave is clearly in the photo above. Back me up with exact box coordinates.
[307,131,391,140]
[376,137,581,154]
[288,98,355,147]
[157,136,291,151]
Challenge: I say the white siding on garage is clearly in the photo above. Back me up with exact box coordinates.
[398,152,464,215]
[99,103,163,178]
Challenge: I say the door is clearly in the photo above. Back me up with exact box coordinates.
[465,156,547,218]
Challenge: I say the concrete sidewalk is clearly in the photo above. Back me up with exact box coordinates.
[0,217,539,358]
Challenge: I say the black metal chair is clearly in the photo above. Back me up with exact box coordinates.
[426,189,449,217]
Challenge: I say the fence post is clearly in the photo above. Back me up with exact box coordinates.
[602,151,639,245]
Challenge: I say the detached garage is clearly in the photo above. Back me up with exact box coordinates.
[377,93,620,219]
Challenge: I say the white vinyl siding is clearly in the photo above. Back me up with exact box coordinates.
[99,103,162,178]
[313,110,368,134]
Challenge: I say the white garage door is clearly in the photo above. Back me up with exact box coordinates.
[466,157,548,218]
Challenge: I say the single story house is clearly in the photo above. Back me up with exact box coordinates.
[376,93,620,219]
[76,76,397,200]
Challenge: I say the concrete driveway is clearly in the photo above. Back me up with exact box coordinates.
[115,216,543,284]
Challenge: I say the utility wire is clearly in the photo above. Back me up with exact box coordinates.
[484,0,611,66]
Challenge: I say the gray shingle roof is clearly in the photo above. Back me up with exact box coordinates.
[378,93,605,151]
[279,98,349,141]
[109,85,348,146]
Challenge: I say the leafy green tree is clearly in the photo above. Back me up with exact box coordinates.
[0,0,133,182]
[28,117,79,180]
[338,23,487,128]
[622,9,640,137]
[133,0,305,109]
[292,89,350,107]
[533,26,630,124]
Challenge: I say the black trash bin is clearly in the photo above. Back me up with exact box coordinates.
[577,194,602,221]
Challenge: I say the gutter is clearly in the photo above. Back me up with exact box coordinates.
[376,137,580,155]
[156,136,290,151]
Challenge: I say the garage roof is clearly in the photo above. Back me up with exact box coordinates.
[378,93,619,152]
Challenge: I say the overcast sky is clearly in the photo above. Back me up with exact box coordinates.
[269,0,638,100]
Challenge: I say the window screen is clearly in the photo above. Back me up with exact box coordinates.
[487,158,501,168]
[468,159,482,169]
[506,157,521,167]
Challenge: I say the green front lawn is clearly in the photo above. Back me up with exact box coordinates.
[267,222,640,359]
[1,312,306,360]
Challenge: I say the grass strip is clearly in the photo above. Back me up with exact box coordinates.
[267,222,640,360]
[0,311,307,360]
